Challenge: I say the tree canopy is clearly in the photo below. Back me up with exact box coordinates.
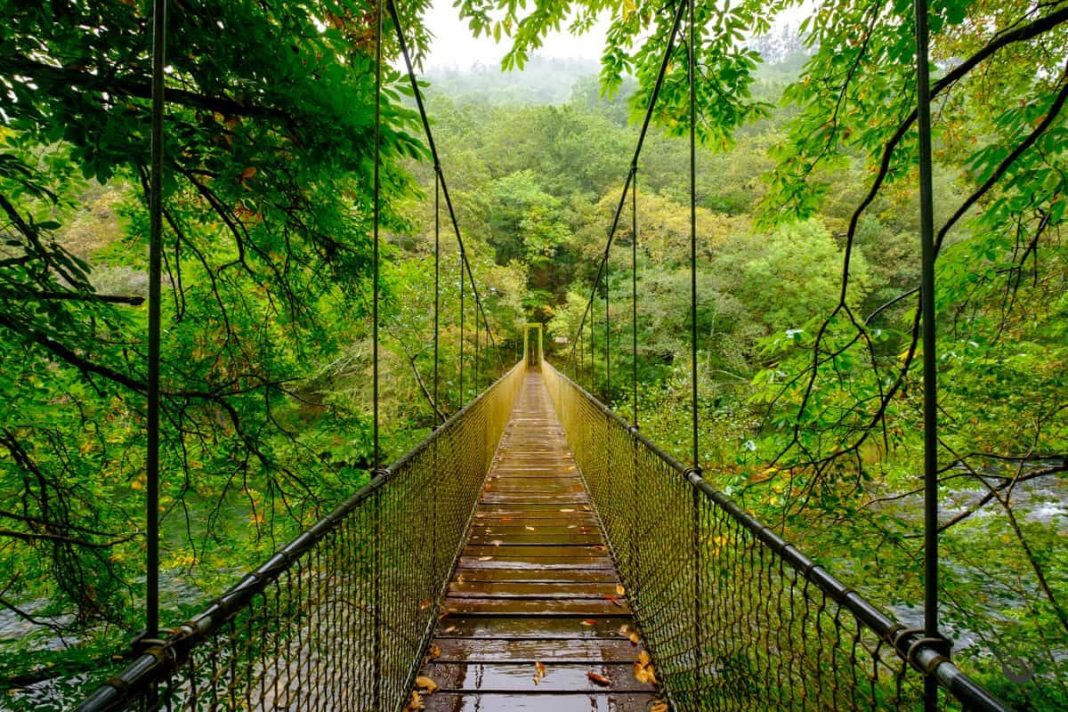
[0,0,1065,708]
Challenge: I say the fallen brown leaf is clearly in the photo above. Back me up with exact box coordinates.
[616,584,626,596]
[588,671,612,687]
[634,650,658,685]
[580,618,597,626]
[533,660,546,685]
[649,700,669,712]
[414,676,439,694]
[403,691,425,711]
[478,555,493,561]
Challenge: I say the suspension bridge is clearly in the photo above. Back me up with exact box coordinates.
[69,0,1016,710]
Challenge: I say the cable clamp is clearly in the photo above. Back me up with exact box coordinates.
[907,634,952,674]
[886,623,917,649]
[888,626,952,675]
[130,632,176,665]
[373,467,390,480]
[131,634,169,656]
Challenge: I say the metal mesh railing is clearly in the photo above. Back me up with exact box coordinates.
[541,361,1006,712]
[75,362,524,712]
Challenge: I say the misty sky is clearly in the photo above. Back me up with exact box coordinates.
[420,1,812,71]
[422,1,609,70]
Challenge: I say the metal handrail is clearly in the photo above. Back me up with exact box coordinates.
[541,360,1007,711]
[75,361,525,712]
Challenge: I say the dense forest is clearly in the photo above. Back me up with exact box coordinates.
[0,0,1065,709]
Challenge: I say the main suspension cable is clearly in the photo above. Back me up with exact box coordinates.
[913,0,943,708]
[372,0,384,473]
[566,0,687,382]
[434,172,441,423]
[687,0,699,471]
[631,167,638,427]
[387,0,504,388]
[146,0,167,641]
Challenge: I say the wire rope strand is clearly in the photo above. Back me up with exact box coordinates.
[385,0,504,396]
[434,170,441,423]
[566,0,687,369]
[687,0,699,471]
[372,0,383,472]
[146,0,167,640]
[631,166,638,427]
[913,0,942,708]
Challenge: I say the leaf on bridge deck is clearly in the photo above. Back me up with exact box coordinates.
[650,701,669,712]
[533,660,546,685]
[415,675,439,694]
[634,651,658,686]
[403,691,425,711]
[588,671,612,687]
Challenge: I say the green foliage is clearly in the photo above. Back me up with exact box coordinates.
[448,0,1067,704]
[0,0,1065,707]
[0,0,521,697]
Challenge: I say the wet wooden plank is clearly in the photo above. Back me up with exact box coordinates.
[435,615,632,638]
[424,692,661,712]
[457,558,617,571]
[463,545,610,558]
[434,638,641,662]
[423,662,657,692]
[448,581,624,598]
[415,370,664,710]
[449,569,621,584]
[443,596,630,616]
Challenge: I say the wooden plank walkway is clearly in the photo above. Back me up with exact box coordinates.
[416,370,662,711]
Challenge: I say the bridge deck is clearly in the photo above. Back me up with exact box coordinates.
[417,370,660,711]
